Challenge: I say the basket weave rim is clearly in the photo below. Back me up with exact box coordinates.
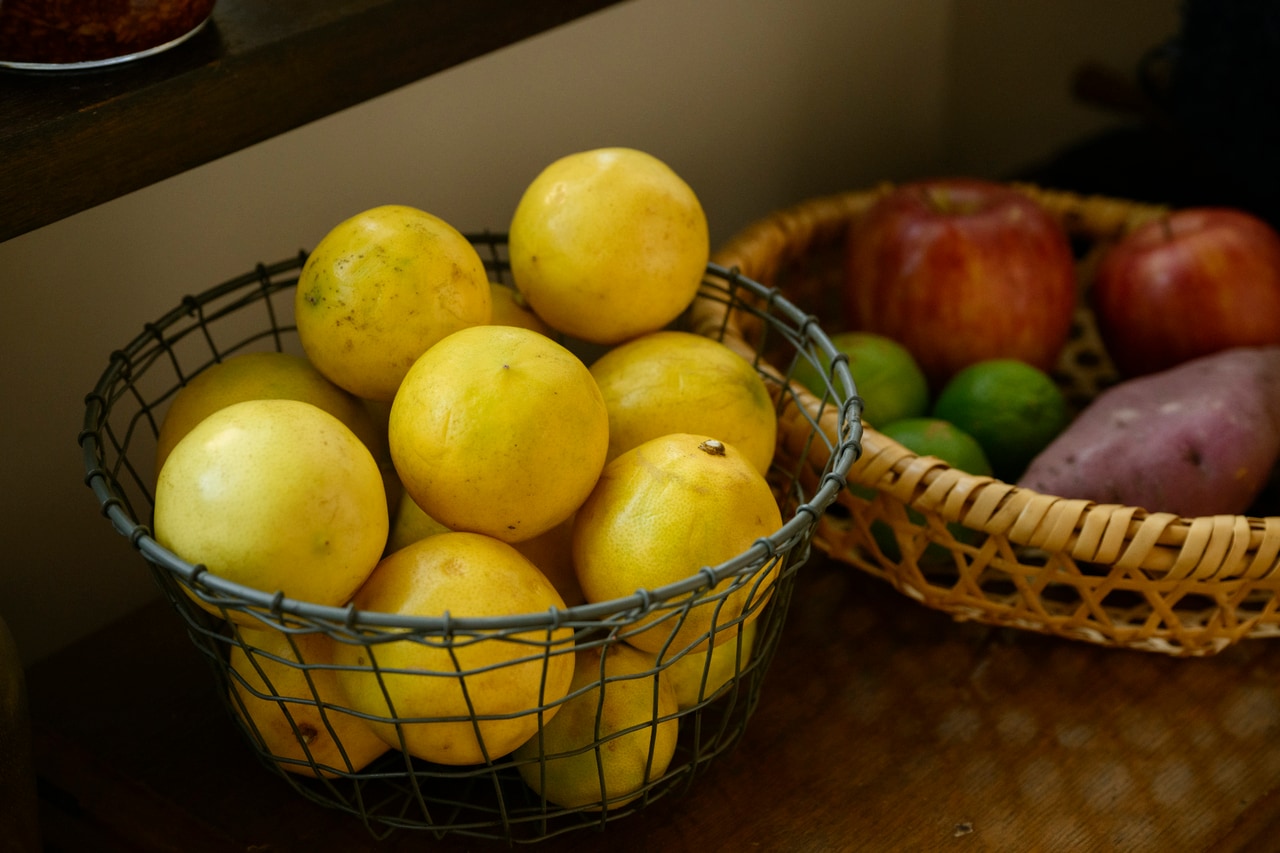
[710,185,1280,580]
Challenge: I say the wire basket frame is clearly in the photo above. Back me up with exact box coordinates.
[79,232,862,843]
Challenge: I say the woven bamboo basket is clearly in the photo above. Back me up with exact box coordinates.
[707,183,1280,657]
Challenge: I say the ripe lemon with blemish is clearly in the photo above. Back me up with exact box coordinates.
[295,205,492,402]
[572,433,782,655]
[588,330,777,475]
[228,627,389,778]
[332,531,576,765]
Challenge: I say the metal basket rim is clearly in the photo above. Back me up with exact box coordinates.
[80,250,863,634]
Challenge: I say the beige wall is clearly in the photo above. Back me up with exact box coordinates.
[0,0,1176,665]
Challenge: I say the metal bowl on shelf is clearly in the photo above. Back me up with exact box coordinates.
[0,0,215,71]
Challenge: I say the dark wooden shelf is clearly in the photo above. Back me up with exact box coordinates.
[0,0,624,244]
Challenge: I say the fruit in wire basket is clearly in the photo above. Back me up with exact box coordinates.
[384,488,451,555]
[573,434,782,655]
[295,204,493,402]
[659,617,758,710]
[386,495,585,606]
[789,331,929,428]
[514,643,678,810]
[1091,207,1280,378]
[508,516,586,608]
[588,330,777,475]
[388,324,609,544]
[508,147,710,345]
[154,351,386,476]
[332,531,575,766]
[931,358,1070,482]
[1017,346,1280,517]
[843,178,1077,389]
[154,399,389,622]
[228,627,390,778]
[488,281,554,336]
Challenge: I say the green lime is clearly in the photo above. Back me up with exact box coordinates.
[791,332,929,428]
[878,417,993,478]
[865,417,992,564]
[931,359,1070,482]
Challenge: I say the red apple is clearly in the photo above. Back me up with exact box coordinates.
[1091,207,1280,378]
[844,178,1077,389]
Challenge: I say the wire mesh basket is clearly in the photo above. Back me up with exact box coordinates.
[713,184,1280,657]
[79,232,862,843]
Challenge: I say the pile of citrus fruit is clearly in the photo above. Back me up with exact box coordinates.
[792,331,1070,484]
[150,147,784,810]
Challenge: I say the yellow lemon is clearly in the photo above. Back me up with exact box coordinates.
[512,517,585,608]
[508,147,709,344]
[588,330,777,475]
[385,497,584,607]
[384,493,451,555]
[660,618,758,710]
[389,324,608,543]
[154,350,385,477]
[489,282,553,336]
[514,643,678,810]
[573,434,782,655]
[228,627,389,777]
[332,532,576,765]
[296,205,492,402]
[154,399,388,621]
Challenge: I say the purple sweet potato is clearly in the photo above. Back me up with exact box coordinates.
[1017,346,1280,517]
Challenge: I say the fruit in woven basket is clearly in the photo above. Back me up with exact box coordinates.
[228,627,389,778]
[332,531,575,766]
[1091,207,1280,378]
[866,418,991,563]
[789,331,929,428]
[153,350,391,491]
[154,399,388,621]
[588,330,777,475]
[844,178,1077,389]
[573,434,782,655]
[508,147,710,345]
[296,204,492,402]
[931,359,1070,482]
[1017,346,1280,517]
[389,324,609,543]
[513,643,678,810]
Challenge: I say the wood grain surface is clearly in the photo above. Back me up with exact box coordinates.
[27,552,1280,852]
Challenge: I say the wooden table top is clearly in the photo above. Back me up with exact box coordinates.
[27,551,1280,852]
